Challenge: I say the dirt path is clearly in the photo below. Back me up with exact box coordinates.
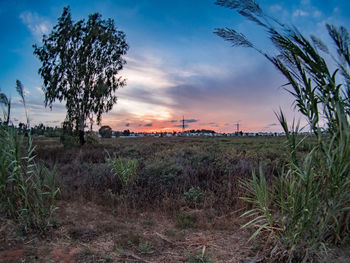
[0,201,257,262]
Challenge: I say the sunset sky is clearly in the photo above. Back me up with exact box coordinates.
[1,0,349,133]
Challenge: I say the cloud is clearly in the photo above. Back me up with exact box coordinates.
[144,123,152,127]
[293,9,309,17]
[184,119,199,123]
[125,123,130,127]
[45,120,60,124]
[174,124,188,128]
[313,10,322,18]
[19,11,52,40]
[103,45,292,132]
[270,4,282,13]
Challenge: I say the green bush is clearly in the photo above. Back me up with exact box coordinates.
[176,211,196,229]
[60,133,79,149]
[184,186,203,205]
[0,126,59,232]
[85,132,100,145]
[106,152,138,187]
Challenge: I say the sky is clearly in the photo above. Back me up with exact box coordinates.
[0,0,349,133]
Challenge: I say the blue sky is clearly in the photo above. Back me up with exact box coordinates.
[1,0,349,132]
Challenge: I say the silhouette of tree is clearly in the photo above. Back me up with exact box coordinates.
[33,6,128,145]
[99,125,112,138]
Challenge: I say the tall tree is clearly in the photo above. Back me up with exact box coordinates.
[33,6,128,145]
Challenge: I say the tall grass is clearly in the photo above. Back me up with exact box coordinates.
[0,126,59,232]
[215,0,350,260]
[106,152,138,187]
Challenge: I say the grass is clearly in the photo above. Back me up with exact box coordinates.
[34,136,289,214]
[0,126,59,232]
[217,2,350,260]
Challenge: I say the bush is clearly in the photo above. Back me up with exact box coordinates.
[99,125,112,138]
[85,132,100,145]
[60,133,79,149]
[184,186,203,205]
[106,152,138,187]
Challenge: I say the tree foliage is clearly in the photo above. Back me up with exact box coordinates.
[99,125,112,138]
[33,6,128,145]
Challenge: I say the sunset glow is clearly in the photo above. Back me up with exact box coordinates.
[1,0,349,133]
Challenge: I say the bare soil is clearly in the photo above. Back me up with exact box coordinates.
[0,200,258,263]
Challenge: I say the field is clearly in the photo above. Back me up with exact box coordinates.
[2,135,349,262]
[0,136,291,262]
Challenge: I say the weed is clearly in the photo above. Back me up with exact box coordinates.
[106,152,138,187]
[135,241,154,255]
[103,255,113,262]
[142,218,155,227]
[184,186,203,205]
[186,247,213,263]
[176,211,195,229]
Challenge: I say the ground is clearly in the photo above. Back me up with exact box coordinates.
[0,200,259,263]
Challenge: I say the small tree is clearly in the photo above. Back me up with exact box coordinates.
[33,6,128,145]
[99,125,112,138]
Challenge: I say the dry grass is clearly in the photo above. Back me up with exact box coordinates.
[0,200,254,262]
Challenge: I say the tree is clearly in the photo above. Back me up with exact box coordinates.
[122,129,130,136]
[33,6,128,145]
[99,125,112,138]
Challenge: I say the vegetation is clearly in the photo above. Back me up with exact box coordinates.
[99,125,112,138]
[0,90,11,125]
[106,153,138,187]
[33,6,128,145]
[35,136,287,212]
[2,1,350,262]
[216,0,350,260]
[16,80,30,128]
[0,127,59,233]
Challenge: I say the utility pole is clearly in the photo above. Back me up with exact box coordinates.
[182,116,185,131]
[234,121,241,133]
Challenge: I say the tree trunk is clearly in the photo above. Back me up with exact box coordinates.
[79,130,85,145]
[78,115,85,145]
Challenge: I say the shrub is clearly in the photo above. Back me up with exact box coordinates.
[99,125,112,138]
[60,133,80,149]
[106,152,138,187]
[176,211,196,229]
[184,186,203,205]
[85,132,100,145]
